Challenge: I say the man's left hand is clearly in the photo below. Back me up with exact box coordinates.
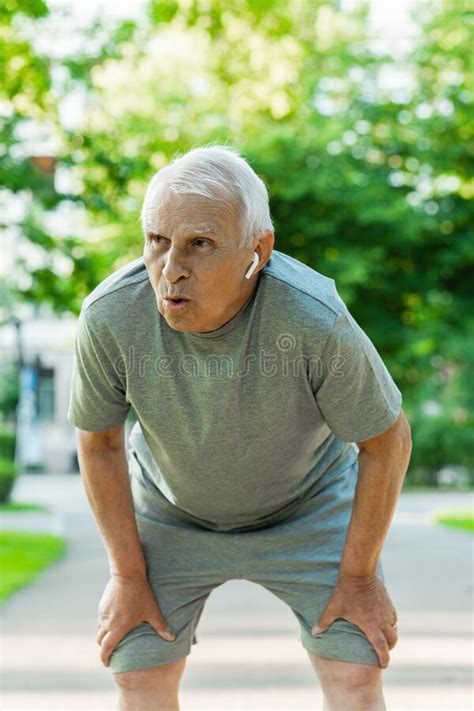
[311,572,399,669]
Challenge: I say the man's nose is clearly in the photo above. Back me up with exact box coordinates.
[161,247,190,282]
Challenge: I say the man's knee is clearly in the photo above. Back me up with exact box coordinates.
[308,652,383,696]
[114,656,187,694]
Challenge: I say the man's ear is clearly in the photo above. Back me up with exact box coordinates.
[255,230,274,269]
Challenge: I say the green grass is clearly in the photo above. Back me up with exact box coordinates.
[434,510,474,534]
[402,484,474,493]
[0,501,50,512]
[0,531,67,604]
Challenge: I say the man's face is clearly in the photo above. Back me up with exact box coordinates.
[143,190,259,333]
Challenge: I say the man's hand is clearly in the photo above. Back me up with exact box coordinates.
[96,574,177,667]
[311,572,398,669]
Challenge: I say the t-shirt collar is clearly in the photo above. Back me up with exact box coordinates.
[185,280,260,339]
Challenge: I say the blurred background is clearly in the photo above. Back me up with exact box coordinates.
[0,1,473,709]
[1,0,473,487]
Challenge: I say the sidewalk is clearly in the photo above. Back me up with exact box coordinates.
[1,475,473,710]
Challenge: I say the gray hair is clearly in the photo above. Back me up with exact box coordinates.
[140,143,274,249]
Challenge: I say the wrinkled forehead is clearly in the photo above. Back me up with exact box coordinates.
[144,188,239,239]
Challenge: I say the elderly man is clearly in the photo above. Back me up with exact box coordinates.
[68,144,412,711]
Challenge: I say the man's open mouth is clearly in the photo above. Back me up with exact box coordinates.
[163,296,191,310]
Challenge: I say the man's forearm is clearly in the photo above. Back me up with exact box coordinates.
[339,429,412,577]
[78,444,147,579]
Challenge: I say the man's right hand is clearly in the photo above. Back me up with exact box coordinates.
[96,574,176,667]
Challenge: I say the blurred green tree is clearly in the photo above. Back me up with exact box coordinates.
[0,0,130,316]
[2,0,472,481]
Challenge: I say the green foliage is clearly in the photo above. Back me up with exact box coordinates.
[0,428,16,460]
[2,0,473,483]
[1,0,135,314]
[0,361,19,421]
[0,458,18,503]
[0,530,67,604]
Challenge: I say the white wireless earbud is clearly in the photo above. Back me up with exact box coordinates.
[245,252,259,280]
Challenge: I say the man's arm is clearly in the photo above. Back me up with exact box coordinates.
[76,422,147,579]
[339,407,412,576]
[76,423,177,667]
[311,408,412,669]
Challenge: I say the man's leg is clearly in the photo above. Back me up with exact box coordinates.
[308,652,386,711]
[113,656,187,711]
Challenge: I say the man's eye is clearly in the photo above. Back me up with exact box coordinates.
[148,235,211,247]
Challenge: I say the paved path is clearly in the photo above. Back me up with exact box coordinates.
[1,475,472,710]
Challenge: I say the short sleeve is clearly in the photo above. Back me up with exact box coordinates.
[67,308,130,431]
[313,308,402,442]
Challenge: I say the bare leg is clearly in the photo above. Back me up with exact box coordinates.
[113,656,187,711]
[308,652,386,711]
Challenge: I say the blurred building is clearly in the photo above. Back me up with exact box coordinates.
[1,310,78,473]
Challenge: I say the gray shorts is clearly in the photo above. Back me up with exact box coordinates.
[109,457,385,673]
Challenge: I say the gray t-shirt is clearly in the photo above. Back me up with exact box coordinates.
[68,249,402,531]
